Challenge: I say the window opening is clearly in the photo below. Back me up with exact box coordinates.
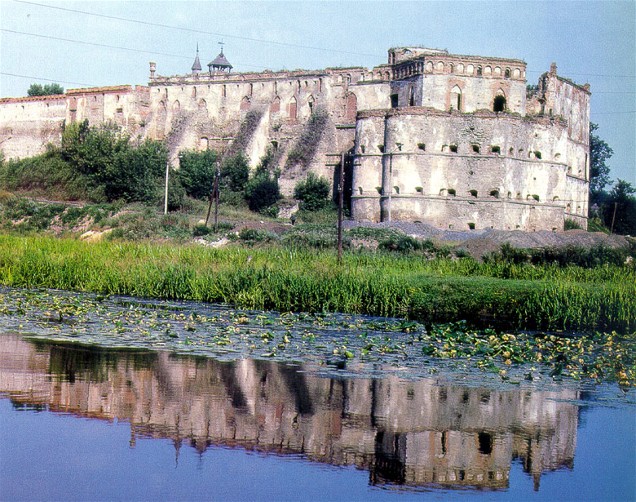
[493,94,506,112]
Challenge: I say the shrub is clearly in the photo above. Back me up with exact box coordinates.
[565,218,583,230]
[177,149,218,200]
[220,153,250,192]
[245,172,281,213]
[192,223,211,237]
[294,173,331,211]
[238,228,278,243]
[379,234,422,253]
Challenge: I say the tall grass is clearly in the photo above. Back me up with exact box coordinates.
[0,234,633,331]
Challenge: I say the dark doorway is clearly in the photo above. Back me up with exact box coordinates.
[493,95,506,112]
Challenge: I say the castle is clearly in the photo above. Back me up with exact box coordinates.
[0,46,591,231]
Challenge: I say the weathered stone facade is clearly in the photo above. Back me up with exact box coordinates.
[0,46,590,231]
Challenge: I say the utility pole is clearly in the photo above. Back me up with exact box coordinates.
[337,151,345,263]
[205,160,221,230]
[214,161,220,232]
[164,160,170,215]
[610,202,618,234]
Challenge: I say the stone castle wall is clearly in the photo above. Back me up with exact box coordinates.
[0,46,590,231]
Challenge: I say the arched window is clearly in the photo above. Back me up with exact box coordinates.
[409,86,415,106]
[270,96,280,114]
[288,96,297,120]
[192,87,197,98]
[476,66,482,76]
[307,95,315,113]
[450,85,462,111]
[505,68,511,78]
[240,96,251,110]
[172,100,180,112]
[493,91,506,112]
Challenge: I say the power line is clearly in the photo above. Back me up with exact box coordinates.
[12,0,379,59]
[0,71,95,87]
[1,29,269,70]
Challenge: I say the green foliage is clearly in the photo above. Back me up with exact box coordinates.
[378,234,422,253]
[285,109,329,169]
[0,234,633,332]
[220,152,249,192]
[238,228,279,243]
[484,242,632,268]
[58,120,167,203]
[177,149,218,200]
[564,218,583,230]
[244,172,281,213]
[294,172,331,211]
[604,179,636,236]
[102,138,167,203]
[27,83,64,96]
[589,123,613,204]
[0,149,89,200]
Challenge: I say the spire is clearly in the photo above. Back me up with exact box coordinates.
[191,43,202,74]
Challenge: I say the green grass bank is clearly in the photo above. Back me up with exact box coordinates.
[1,234,634,332]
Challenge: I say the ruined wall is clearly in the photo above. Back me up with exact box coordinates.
[146,65,391,195]
[0,94,67,158]
[0,46,590,230]
[352,108,583,230]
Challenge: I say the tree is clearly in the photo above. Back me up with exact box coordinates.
[244,172,280,213]
[589,123,613,204]
[604,179,636,235]
[294,172,331,211]
[177,149,218,200]
[27,83,64,96]
[60,120,167,202]
[220,152,249,192]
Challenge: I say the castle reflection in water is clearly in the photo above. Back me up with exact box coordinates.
[0,334,579,491]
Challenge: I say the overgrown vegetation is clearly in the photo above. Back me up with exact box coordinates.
[285,109,329,169]
[0,234,633,333]
[294,172,331,211]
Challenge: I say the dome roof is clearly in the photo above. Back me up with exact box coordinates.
[208,49,233,71]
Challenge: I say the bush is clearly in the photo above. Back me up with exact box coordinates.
[238,228,278,243]
[221,153,250,192]
[294,173,331,211]
[245,173,281,213]
[378,234,422,253]
[565,218,583,230]
[177,149,218,200]
[192,223,211,237]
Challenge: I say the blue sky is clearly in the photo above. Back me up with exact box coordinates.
[1,0,634,184]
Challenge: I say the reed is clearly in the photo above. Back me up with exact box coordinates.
[0,234,633,331]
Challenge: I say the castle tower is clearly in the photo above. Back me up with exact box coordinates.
[208,46,233,74]
[191,44,202,74]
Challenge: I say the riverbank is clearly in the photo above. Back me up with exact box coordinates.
[0,233,634,332]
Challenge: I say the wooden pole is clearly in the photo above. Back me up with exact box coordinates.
[610,202,618,234]
[337,151,345,263]
[214,162,220,232]
[164,160,170,215]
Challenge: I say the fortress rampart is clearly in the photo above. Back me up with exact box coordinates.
[0,46,590,231]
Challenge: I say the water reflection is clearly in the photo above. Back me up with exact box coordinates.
[0,334,579,491]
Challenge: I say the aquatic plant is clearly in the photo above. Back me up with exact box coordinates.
[0,234,633,332]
